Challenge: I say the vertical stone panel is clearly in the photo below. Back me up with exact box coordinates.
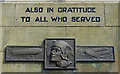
[105,3,118,26]
[0,52,2,74]
[118,2,120,72]
[0,2,2,26]
[0,3,2,73]
[2,2,15,26]
[118,52,120,74]
[0,3,2,51]
[0,28,2,74]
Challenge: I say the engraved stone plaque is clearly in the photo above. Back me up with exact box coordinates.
[6,46,44,61]
[15,3,104,27]
[76,46,115,62]
[45,39,76,69]
[1,1,118,72]
[5,38,115,70]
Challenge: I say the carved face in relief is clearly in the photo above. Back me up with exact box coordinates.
[50,40,73,68]
[51,46,62,61]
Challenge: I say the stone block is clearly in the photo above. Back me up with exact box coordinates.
[2,27,66,51]
[2,2,15,26]
[67,27,118,51]
[105,3,118,26]
[0,3,2,26]
[0,27,2,52]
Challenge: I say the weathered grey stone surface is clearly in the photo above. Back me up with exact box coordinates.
[1,27,118,72]
[0,1,119,73]
[2,2,15,26]
[0,2,2,26]
[0,3,2,70]
[105,3,118,26]
[0,3,2,73]
[0,3,2,51]
[5,46,44,61]
[2,27,66,51]
[76,46,115,61]
[118,52,120,73]
[67,27,118,51]
[45,39,75,69]
[0,52,2,74]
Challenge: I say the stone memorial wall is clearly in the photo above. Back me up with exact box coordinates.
[0,0,119,74]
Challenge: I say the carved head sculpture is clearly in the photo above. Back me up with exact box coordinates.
[50,40,73,68]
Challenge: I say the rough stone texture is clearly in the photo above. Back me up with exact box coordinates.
[0,3,2,72]
[118,52,119,73]
[0,3,2,74]
[2,27,118,72]
[76,51,118,72]
[0,2,119,73]
[2,27,66,72]
[0,3,2,26]
[3,62,42,72]
[0,3,2,51]
[118,2,120,26]
[2,51,43,72]
[2,27,66,51]
[3,51,118,72]
[0,28,2,52]
[67,27,118,51]
[0,28,2,74]
[66,27,118,72]
[2,2,15,26]
[105,3,118,26]
[0,52,2,74]
[118,27,120,53]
